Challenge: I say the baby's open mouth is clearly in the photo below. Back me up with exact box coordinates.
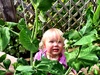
[53,49,59,52]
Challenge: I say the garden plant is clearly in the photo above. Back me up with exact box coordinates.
[0,0,100,75]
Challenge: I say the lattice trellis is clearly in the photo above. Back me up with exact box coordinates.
[14,0,96,31]
[44,0,96,31]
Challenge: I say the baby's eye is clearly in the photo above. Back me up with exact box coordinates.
[49,40,54,43]
[58,41,62,43]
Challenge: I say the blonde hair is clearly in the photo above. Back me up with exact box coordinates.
[39,28,65,49]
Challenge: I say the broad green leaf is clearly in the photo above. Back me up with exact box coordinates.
[0,20,5,25]
[97,0,100,5]
[65,46,98,70]
[93,4,100,26]
[3,59,11,69]
[19,29,38,53]
[79,18,92,35]
[68,29,81,40]
[89,29,98,37]
[36,58,64,74]
[36,58,55,71]
[74,34,96,45]
[31,0,55,11]
[18,18,26,30]
[38,0,54,11]
[78,53,98,65]
[0,54,6,63]
[72,61,83,71]
[85,5,94,20]
[17,57,29,65]
[6,22,17,27]
[16,66,33,72]
[65,47,79,63]
[79,53,98,62]
[78,46,98,64]
[92,45,100,51]
[38,11,46,22]
[0,70,6,75]
[78,46,98,61]
[21,72,32,75]
[0,27,10,51]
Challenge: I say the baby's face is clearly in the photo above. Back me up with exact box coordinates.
[43,32,64,58]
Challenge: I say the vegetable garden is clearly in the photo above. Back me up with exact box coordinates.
[0,0,100,75]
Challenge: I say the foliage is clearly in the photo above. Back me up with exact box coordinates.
[0,0,100,75]
[14,57,66,75]
[64,1,100,74]
[0,54,12,75]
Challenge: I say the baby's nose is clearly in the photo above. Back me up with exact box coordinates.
[54,42,58,46]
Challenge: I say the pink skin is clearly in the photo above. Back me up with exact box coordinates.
[43,32,64,60]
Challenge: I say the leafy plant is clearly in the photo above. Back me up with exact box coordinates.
[64,1,100,74]
[15,58,66,75]
[1,0,57,74]
[1,0,100,75]
[0,54,13,75]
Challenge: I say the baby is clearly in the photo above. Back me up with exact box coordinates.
[34,28,76,74]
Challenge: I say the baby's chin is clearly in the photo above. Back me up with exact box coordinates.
[52,51,61,55]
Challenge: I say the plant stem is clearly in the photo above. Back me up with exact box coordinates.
[9,29,19,36]
[30,52,33,65]
[64,67,72,75]
[0,64,5,68]
[76,46,82,59]
[30,7,38,66]
[33,8,38,39]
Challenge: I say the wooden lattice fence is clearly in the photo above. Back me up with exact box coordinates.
[44,0,96,31]
[0,0,97,31]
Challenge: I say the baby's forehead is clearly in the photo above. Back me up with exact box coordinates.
[44,33,63,41]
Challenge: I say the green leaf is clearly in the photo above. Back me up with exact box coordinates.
[0,54,6,63]
[77,46,98,66]
[21,72,33,75]
[18,18,26,30]
[79,53,98,65]
[17,57,29,65]
[38,0,54,11]
[31,0,55,11]
[68,29,81,40]
[36,58,64,74]
[0,27,10,51]
[93,4,100,26]
[0,20,5,25]
[19,29,38,53]
[65,46,98,70]
[72,61,83,71]
[3,59,11,69]
[36,58,54,71]
[97,0,100,5]
[38,11,46,22]
[6,22,17,27]
[79,17,92,35]
[0,70,6,75]
[85,5,94,19]
[74,34,96,45]
[65,48,79,63]
[16,66,33,72]
[79,52,98,63]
